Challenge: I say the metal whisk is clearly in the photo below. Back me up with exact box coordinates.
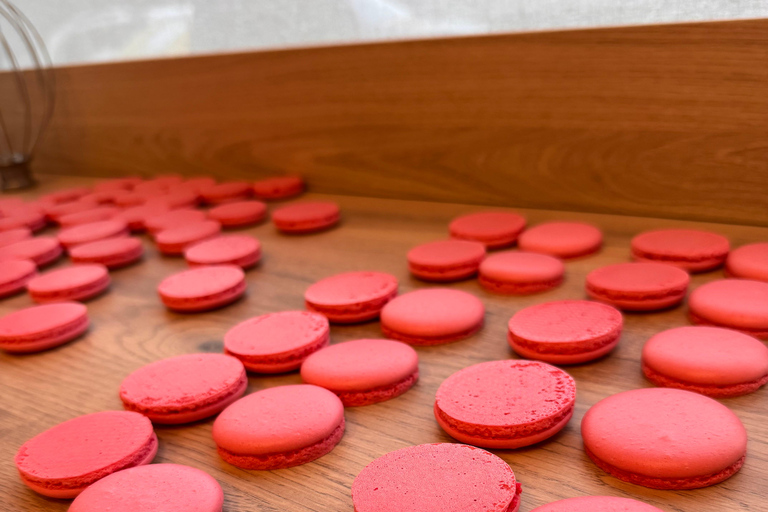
[0,0,54,191]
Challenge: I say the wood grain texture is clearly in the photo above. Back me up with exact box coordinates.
[26,19,768,227]
[1,174,768,511]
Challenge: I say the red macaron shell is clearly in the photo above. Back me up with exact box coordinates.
[0,259,37,298]
[581,388,747,489]
[145,208,207,234]
[435,360,576,449]
[40,187,91,205]
[158,265,246,312]
[120,353,248,424]
[27,264,111,303]
[301,339,419,406]
[0,207,46,231]
[116,203,172,231]
[14,410,158,498]
[381,288,484,345]
[58,219,130,248]
[518,221,603,259]
[212,384,345,470]
[208,200,268,228]
[530,496,664,512]
[155,220,222,255]
[69,464,224,512]
[224,311,330,373]
[184,235,261,269]
[112,191,146,207]
[144,189,200,210]
[642,326,768,397]
[201,181,253,204]
[352,443,521,512]
[0,227,32,247]
[508,300,623,364]
[586,262,690,311]
[726,243,768,281]
[253,176,305,200]
[479,251,565,294]
[58,206,121,227]
[407,239,486,282]
[631,229,730,272]
[449,211,526,249]
[688,279,768,338]
[0,237,63,267]
[69,237,144,269]
[305,271,398,323]
[0,302,89,353]
[272,201,341,233]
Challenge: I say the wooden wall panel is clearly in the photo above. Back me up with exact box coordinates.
[30,19,768,225]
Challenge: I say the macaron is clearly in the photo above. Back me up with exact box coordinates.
[224,310,330,373]
[207,200,267,228]
[44,199,98,222]
[0,259,37,298]
[212,384,345,469]
[27,264,111,303]
[58,219,130,248]
[352,443,522,512]
[113,191,145,207]
[586,262,690,311]
[58,206,120,227]
[0,236,63,267]
[200,181,253,204]
[0,302,89,352]
[184,235,261,268]
[449,211,526,249]
[120,353,248,424]
[0,227,32,248]
[518,221,603,259]
[116,202,171,231]
[158,265,246,312]
[301,339,419,406]
[14,410,157,498]
[40,186,91,204]
[726,242,768,281]
[479,251,565,294]
[407,239,486,282]
[69,464,224,512]
[508,300,623,364]
[530,496,664,512]
[155,220,222,255]
[145,208,207,234]
[0,206,46,231]
[272,201,340,233]
[631,229,730,272]
[305,271,398,323]
[688,279,768,338]
[582,388,747,489]
[144,189,199,209]
[435,360,576,449]
[642,326,768,397]
[381,288,484,345]
[253,175,305,200]
[69,237,144,269]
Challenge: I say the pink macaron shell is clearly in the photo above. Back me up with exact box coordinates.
[120,353,248,424]
[184,235,261,269]
[449,211,526,249]
[212,384,345,469]
[305,271,398,323]
[27,264,111,303]
[530,496,664,512]
[144,189,200,210]
[631,229,730,272]
[0,302,89,353]
[272,201,341,233]
[726,243,768,282]
[380,288,484,345]
[479,251,565,294]
[252,176,305,200]
[208,200,267,228]
[201,181,253,204]
[69,237,144,269]
[58,219,130,248]
[407,239,486,282]
[145,208,207,234]
[0,259,37,298]
[58,206,121,227]
[40,187,91,205]
[688,279,768,338]
[0,237,63,267]
[115,203,171,231]
[518,221,603,259]
[155,220,222,255]
[435,360,576,449]
[158,265,246,312]
[224,311,330,373]
[352,443,521,512]
[15,411,157,498]
[586,262,690,311]
[69,464,224,512]
[0,227,32,248]
[301,339,419,406]
[582,388,747,489]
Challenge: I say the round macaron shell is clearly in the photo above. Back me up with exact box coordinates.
[27,264,110,303]
[0,237,63,267]
[305,271,398,323]
[184,235,261,269]
[301,339,419,406]
[120,353,248,424]
[208,200,267,228]
[0,227,32,248]
[688,279,768,338]
[145,208,207,234]
[581,388,747,489]
[58,206,120,227]
[726,243,768,281]
[0,259,37,298]
[69,237,144,269]
[57,219,129,248]
[380,288,484,345]
[586,262,690,311]
[407,239,486,282]
[449,211,526,249]
[518,221,603,259]
[530,496,664,512]
[116,203,171,231]
[252,176,305,200]
[69,463,224,512]
[351,443,521,512]
[631,229,730,272]
[479,251,565,294]
[642,326,768,397]
[14,411,157,498]
[201,181,253,204]
[212,384,345,469]
[155,220,222,255]
[272,201,341,233]
[158,265,246,312]
[0,302,89,353]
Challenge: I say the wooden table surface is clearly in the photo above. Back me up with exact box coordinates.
[1,174,767,512]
